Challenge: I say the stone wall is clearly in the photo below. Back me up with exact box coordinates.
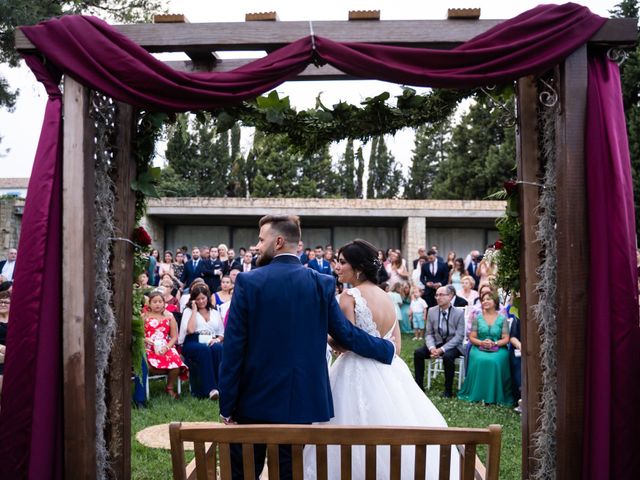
[0,197,23,256]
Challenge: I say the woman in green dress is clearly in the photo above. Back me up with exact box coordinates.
[458,291,514,406]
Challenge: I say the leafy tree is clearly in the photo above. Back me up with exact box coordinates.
[610,0,640,237]
[432,97,516,199]
[0,0,164,110]
[404,121,450,199]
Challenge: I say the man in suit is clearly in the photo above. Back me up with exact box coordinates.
[240,251,255,272]
[413,286,465,397]
[420,249,449,307]
[219,215,395,479]
[296,240,308,265]
[447,285,469,308]
[228,248,241,270]
[465,250,481,290]
[181,247,205,290]
[307,245,332,275]
[0,248,17,282]
[202,245,224,293]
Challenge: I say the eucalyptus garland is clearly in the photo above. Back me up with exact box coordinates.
[493,180,521,295]
[212,87,472,152]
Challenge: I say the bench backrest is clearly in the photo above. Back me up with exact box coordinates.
[169,422,502,480]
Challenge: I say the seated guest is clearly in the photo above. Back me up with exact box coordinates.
[447,284,468,308]
[0,290,10,397]
[508,308,522,406]
[143,291,188,399]
[213,275,234,322]
[229,266,241,285]
[458,275,479,306]
[179,284,225,400]
[413,286,465,397]
[159,274,181,311]
[179,278,205,313]
[458,291,514,406]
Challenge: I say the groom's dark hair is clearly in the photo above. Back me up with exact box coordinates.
[259,215,301,244]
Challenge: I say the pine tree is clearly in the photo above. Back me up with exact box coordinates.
[366,136,378,199]
[250,132,301,197]
[227,124,247,197]
[431,97,516,199]
[355,146,365,198]
[337,139,356,198]
[373,135,402,198]
[404,122,450,199]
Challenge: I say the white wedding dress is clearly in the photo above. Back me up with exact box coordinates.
[304,288,460,479]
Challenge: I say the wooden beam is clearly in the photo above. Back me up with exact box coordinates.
[164,59,356,79]
[15,18,636,54]
[515,74,543,480]
[554,44,589,480]
[104,102,136,480]
[62,75,97,479]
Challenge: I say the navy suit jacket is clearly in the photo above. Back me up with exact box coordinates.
[307,257,332,275]
[181,259,206,288]
[420,260,450,307]
[219,255,394,423]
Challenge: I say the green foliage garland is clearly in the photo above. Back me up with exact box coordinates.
[492,180,521,295]
[213,87,471,153]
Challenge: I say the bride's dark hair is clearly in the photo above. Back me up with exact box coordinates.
[338,239,382,284]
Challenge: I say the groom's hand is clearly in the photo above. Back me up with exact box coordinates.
[328,336,347,354]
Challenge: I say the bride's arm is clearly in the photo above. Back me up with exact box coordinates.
[391,320,401,354]
[338,292,357,325]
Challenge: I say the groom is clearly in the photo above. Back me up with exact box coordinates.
[219,215,395,479]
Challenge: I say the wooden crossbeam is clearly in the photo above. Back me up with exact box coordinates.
[15,18,636,54]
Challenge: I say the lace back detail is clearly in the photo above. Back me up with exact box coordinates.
[345,288,380,338]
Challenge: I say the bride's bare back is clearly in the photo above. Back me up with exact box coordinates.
[339,282,402,352]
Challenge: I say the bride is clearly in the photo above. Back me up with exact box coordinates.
[304,239,459,479]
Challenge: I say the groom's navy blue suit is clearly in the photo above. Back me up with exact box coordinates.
[219,254,394,423]
[219,254,394,479]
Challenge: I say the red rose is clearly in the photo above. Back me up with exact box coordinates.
[503,179,517,195]
[494,239,504,250]
[132,226,152,247]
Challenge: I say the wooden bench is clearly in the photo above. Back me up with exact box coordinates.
[169,422,502,480]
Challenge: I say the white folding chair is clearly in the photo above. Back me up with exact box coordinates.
[145,373,182,400]
[426,356,466,390]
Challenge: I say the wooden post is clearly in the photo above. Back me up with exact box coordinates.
[555,45,589,479]
[62,75,97,479]
[105,102,137,480]
[515,75,543,479]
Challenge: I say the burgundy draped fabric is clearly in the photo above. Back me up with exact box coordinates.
[0,56,64,479]
[584,55,640,480]
[0,2,637,479]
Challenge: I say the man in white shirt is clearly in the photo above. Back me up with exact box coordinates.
[242,252,254,272]
[0,249,17,282]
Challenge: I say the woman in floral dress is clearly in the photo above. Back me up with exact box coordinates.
[144,290,188,399]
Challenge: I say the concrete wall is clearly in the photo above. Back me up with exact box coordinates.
[0,197,22,255]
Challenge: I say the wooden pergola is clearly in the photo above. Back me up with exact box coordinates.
[15,13,637,480]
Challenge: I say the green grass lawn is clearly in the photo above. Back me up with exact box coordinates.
[132,333,521,479]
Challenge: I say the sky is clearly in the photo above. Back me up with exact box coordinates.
[0,0,621,178]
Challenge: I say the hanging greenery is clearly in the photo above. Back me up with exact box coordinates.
[212,87,472,152]
[491,179,521,295]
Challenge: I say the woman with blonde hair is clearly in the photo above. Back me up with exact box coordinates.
[385,249,409,287]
